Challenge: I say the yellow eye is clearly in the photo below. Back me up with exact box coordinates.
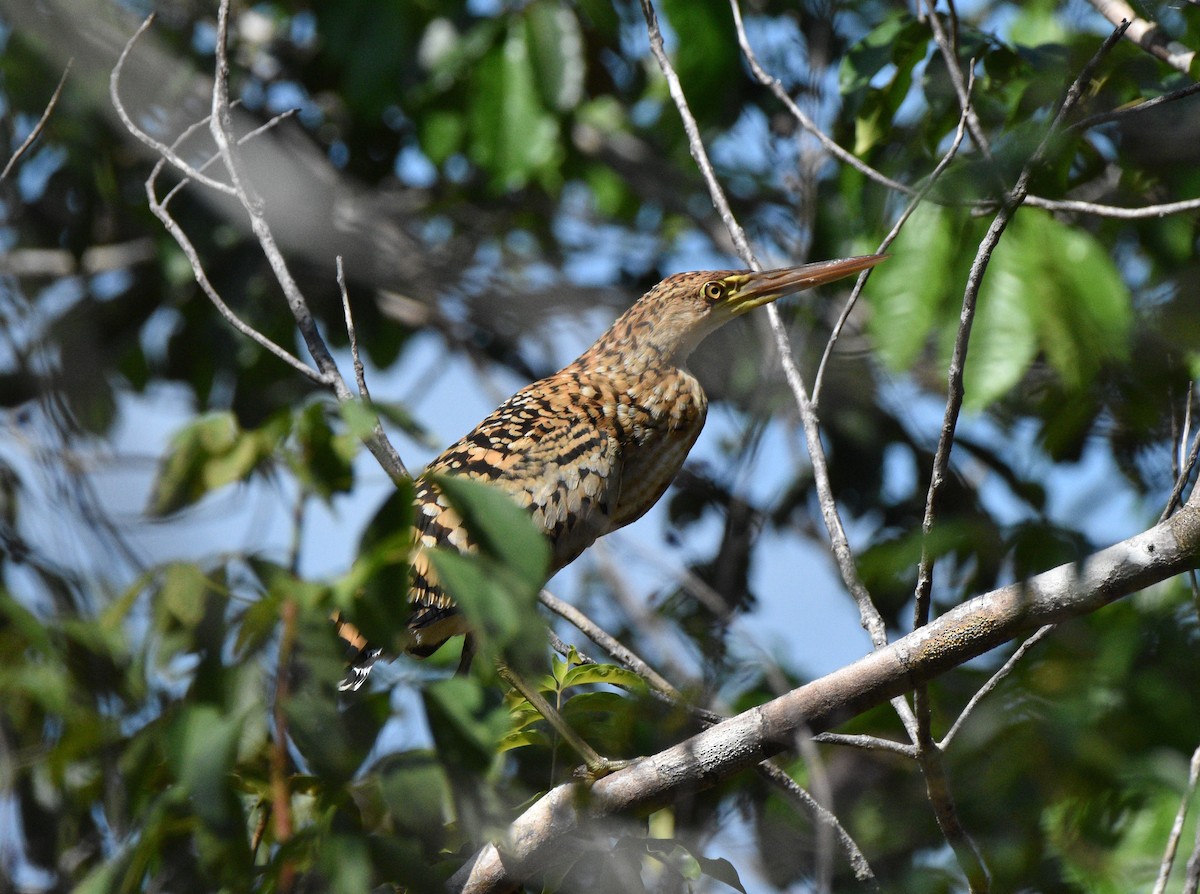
[702,281,723,302]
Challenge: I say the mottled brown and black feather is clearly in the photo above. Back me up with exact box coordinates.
[338,256,885,687]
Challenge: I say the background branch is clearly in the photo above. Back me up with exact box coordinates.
[452,498,1200,892]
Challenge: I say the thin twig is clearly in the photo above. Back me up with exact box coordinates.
[1024,193,1200,219]
[728,0,912,198]
[813,74,973,407]
[207,2,342,382]
[161,106,297,208]
[110,16,240,197]
[639,0,754,263]
[1089,0,1196,73]
[1186,810,1200,894]
[145,168,328,379]
[1152,744,1200,894]
[913,19,1130,629]
[907,28,1129,893]
[1,60,72,183]
[756,761,881,889]
[811,732,918,758]
[940,625,1054,750]
[335,255,411,479]
[1073,81,1200,131]
[145,168,326,383]
[337,256,370,401]
[111,19,324,385]
[538,589,681,700]
[1162,385,1200,522]
[206,0,409,484]
[640,0,918,738]
[922,1,993,161]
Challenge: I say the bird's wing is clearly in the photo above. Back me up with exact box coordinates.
[403,377,621,654]
[420,376,623,572]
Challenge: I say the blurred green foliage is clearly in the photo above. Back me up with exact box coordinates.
[2,0,1200,891]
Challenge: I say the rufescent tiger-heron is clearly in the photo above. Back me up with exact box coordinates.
[337,253,886,775]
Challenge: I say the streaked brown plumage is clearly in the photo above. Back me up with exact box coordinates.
[339,254,885,688]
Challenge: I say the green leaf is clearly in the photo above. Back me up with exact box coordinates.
[962,242,1040,407]
[966,208,1131,408]
[696,855,748,892]
[467,21,561,190]
[374,751,450,840]
[286,609,388,784]
[525,0,585,112]
[149,411,287,516]
[420,109,466,165]
[427,548,542,668]
[320,834,373,894]
[867,202,962,370]
[159,562,211,629]
[560,662,649,693]
[166,704,244,831]
[423,676,510,771]
[295,401,355,500]
[430,474,550,588]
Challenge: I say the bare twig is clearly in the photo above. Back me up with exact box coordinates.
[206,3,342,388]
[728,0,912,198]
[1088,0,1196,73]
[756,760,880,889]
[1,60,72,183]
[208,0,409,484]
[906,28,1129,892]
[145,168,326,383]
[940,625,1054,750]
[1073,81,1200,131]
[640,0,917,739]
[1162,386,1200,522]
[921,1,993,161]
[1024,193,1200,219]
[451,500,1200,892]
[538,589,681,700]
[110,16,241,198]
[638,0,754,263]
[116,1,412,485]
[134,101,323,383]
[813,75,973,407]
[337,256,370,401]
[1152,744,1200,894]
[913,20,1130,628]
[812,732,917,758]
[160,106,297,208]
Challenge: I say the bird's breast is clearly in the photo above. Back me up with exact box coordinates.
[602,367,708,530]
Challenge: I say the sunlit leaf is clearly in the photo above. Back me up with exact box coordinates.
[430,474,550,589]
[525,0,584,112]
[467,22,561,190]
[148,411,288,516]
[560,662,649,693]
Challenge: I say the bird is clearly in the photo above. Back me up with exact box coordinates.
[336,254,885,770]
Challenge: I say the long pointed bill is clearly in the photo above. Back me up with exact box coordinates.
[723,254,887,315]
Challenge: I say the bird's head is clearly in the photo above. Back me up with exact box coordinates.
[622,253,888,364]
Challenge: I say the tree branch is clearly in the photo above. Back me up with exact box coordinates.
[1088,0,1196,74]
[1153,743,1200,894]
[114,3,411,486]
[728,0,913,198]
[1,60,71,183]
[450,498,1200,892]
[640,0,919,746]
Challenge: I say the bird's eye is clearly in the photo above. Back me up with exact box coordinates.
[702,281,724,302]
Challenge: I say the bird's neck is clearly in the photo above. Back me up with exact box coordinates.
[573,300,699,382]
